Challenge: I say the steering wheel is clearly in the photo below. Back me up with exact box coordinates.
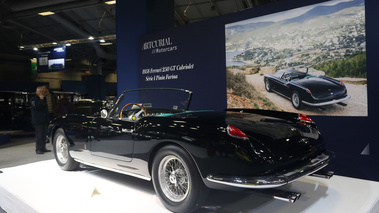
[282,73,291,82]
[119,103,147,121]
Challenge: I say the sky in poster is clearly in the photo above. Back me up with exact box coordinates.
[226,0,356,26]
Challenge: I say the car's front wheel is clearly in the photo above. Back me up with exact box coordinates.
[291,91,302,110]
[264,78,272,92]
[53,128,79,171]
[152,145,209,213]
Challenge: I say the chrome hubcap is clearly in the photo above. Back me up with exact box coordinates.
[158,155,190,202]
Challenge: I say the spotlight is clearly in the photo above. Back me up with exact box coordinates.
[38,11,55,16]
[105,1,116,5]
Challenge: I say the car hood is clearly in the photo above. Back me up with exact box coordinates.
[294,77,346,99]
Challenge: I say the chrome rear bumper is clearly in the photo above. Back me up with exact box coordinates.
[206,151,332,189]
[302,95,350,107]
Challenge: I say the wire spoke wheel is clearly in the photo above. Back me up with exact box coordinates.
[53,128,79,171]
[56,134,69,164]
[265,78,271,92]
[158,155,190,202]
[292,93,299,107]
[152,145,209,213]
[291,91,302,109]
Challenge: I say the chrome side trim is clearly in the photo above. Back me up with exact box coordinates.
[206,152,330,189]
[74,159,151,181]
[302,95,350,107]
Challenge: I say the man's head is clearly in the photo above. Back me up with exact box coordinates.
[42,85,50,95]
[36,86,44,97]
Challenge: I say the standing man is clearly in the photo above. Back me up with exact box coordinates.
[30,86,51,154]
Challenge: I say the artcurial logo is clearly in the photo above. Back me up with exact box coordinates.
[142,37,178,54]
[142,37,173,50]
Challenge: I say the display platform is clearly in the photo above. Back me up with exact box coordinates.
[0,159,378,213]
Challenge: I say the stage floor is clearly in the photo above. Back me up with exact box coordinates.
[0,159,378,213]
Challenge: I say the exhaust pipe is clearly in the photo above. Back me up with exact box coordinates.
[310,169,334,179]
[254,189,301,203]
[251,169,333,203]
[272,190,301,203]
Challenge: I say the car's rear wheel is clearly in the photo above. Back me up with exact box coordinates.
[291,91,302,110]
[152,145,208,213]
[53,128,79,171]
[264,78,272,92]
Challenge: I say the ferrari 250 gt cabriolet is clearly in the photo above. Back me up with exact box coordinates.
[48,88,333,212]
[264,68,350,109]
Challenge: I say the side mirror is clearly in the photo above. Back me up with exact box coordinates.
[100,109,108,118]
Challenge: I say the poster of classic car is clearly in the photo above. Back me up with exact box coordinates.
[225,0,367,116]
[263,68,350,110]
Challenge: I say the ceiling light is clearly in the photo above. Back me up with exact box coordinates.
[17,34,116,50]
[105,1,116,5]
[33,47,38,51]
[19,46,25,49]
[88,36,94,40]
[38,11,55,16]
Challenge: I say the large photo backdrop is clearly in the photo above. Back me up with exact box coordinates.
[134,0,378,182]
[225,0,366,116]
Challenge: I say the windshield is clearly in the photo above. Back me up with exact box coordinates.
[108,88,192,119]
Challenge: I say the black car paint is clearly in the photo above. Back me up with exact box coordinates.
[264,69,349,107]
[48,108,324,190]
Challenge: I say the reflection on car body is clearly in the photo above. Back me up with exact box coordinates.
[47,88,334,213]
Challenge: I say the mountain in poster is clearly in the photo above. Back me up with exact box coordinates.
[225,0,366,56]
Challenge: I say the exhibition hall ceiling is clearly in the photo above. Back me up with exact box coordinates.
[0,0,278,65]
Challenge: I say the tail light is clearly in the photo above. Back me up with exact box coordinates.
[227,125,248,140]
[298,114,314,125]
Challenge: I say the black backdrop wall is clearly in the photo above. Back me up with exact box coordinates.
[117,0,379,182]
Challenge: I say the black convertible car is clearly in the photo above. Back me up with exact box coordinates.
[264,68,350,109]
[48,88,333,212]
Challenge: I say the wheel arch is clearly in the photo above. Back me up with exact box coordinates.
[49,124,62,144]
[49,124,74,146]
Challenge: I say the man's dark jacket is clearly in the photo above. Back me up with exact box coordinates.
[30,95,49,125]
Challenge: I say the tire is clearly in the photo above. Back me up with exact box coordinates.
[264,78,272,92]
[53,128,79,171]
[152,145,209,213]
[291,91,302,110]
